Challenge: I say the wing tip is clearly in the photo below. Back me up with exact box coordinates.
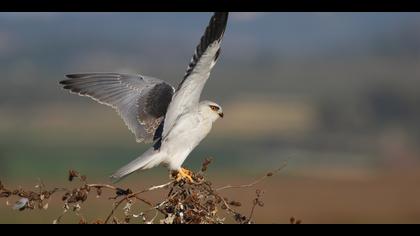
[59,79,70,85]
[214,12,229,24]
[59,74,84,86]
[211,12,229,37]
[64,74,82,79]
[58,79,77,91]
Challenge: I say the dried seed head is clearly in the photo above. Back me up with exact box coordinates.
[290,217,302,224]
[79,190,88,202]
[62,192,70,201]
[201,158,213,172]
[68,170,79,182]
[253,198,259,205]
[234,213,248,223]
[42,191,51,199]
[81,175,87,182]
[84,185,91,192]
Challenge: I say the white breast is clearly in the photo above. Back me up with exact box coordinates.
[159,111,213,170]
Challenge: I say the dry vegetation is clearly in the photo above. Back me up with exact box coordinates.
[0,158,299,224]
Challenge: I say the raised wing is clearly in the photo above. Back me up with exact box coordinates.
[59,73,174,143]
[163,12,228,137]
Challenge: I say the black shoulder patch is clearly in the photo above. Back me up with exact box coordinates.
[153,120,164,141]
[153,137,162,150]
[152,119,166,150]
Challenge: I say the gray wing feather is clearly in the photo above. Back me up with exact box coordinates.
[163,12,228,137]
[60,73,174,143]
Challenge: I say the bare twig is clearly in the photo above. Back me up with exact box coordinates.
[87,184,118,190]
[103,180,174,224]
[215,160,289,191]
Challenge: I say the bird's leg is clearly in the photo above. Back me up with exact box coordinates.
[174,167,195,183]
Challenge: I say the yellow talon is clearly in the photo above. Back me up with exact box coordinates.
[175,167,195,183]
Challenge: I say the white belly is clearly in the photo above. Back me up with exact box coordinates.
[159,112,212,170]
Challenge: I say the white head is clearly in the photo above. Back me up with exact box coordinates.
[199,100,224,122]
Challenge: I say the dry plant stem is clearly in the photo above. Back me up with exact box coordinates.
[133,196,153,206]
[217,192,240,215]
[105,198,126,224]
[215,160,288,191]
[248,203,257,221]
[87,184,118,190]
[248,191,263,222]
[104,180,174,224]
[1,158,292,224]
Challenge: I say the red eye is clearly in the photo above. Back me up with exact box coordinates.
[210,105,219,111]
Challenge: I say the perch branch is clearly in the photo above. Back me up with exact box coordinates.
[0,158,297,224]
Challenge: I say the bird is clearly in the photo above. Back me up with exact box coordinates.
[59,12,228,183]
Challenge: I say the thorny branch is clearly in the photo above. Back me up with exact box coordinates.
[0,158,301,224]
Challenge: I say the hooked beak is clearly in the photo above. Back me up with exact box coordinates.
[219,112,224,118]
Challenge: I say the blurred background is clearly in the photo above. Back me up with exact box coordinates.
[1,12,420,223]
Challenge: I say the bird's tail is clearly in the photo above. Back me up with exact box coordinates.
[110,148,163,183]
